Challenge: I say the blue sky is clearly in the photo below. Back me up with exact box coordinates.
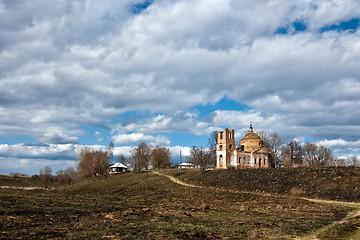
[1,0,360,175]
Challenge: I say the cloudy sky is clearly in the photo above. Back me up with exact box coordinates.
[1,0,360,175]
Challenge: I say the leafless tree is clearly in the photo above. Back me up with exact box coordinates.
[258,131,284,167]
[118,154,127,165]
[39,166,52,188]
[208,131,218,167]
[188,146,211,172]
[282,140,302,167]
[316,145,333,167]
[351,155,359,168]
[64,167,77,185]
[302,142,318,166]
[130,142,152,172]
[333,157,347,167]
[150,146,171,170]
[56,169,65,186]
[77,146,112,178]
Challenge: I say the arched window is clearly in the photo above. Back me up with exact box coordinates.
[259,158,261,166]
[229,144,232,149]
[238,157,241,163]
[219,155,223,166]
[254,158,257,164]
[264,159,266,166]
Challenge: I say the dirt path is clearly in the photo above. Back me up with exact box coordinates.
[0,186,49,190]
[295,208,360,240]
[152,171,360,240]
[153,171,203,188]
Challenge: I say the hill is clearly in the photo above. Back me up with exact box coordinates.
[165,167,360,201]
[0,170,359,239]
[0,174,41,188]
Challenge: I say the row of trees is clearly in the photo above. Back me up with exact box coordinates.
[76,142,172,176]
[37,129,359,184]
[36,166,77,188]
[232,130,354,168]
[129,143,172,172]
[187,146,215,172]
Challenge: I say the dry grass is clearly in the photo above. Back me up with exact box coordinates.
[287,187,303,209]
[0,171,356,239]
[165,167,360,201]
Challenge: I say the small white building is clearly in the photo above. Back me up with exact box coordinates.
[178,162,195,169]
[109,163,128,174]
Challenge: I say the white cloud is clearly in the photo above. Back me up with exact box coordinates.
[319,139,360,149]
[111,133,170,146]
[39,132,79,144]
[1,0,360,173]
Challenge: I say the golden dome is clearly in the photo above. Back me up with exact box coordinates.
[243,132,261,140]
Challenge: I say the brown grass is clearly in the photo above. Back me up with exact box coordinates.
[0,171,355,239]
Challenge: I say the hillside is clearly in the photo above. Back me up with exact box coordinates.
[1,170,359,239]
[0,174,41,188]
[165,168,360,201]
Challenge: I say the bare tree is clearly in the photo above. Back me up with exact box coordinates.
[351,155,358,168]
[150,146,171,170]
[56,169,65,186]
[188,146,211,172]
[316,145,333,167]
[258,131,284,168]
[64,167,77,185]
[39,166,52,188]
[130,142,152,172]
[333,157,347,167]
[282,140,302,167]
[118,154,127,165]
[207,131,218,167]
[302,142,318,167]
[77,146,112,178]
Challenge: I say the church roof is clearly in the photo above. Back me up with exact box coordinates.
[242,124,261,140]
[243,132,261,140]
[254,147,270,154]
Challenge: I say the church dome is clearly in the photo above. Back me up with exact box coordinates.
[243,132,261,140]
[240,124,265,152]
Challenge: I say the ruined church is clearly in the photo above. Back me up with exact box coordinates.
[216,125,272,169]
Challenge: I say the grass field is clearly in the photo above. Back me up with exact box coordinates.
[166,168,360,201]
[0,168,359,239]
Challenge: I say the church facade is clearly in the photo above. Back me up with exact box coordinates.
[216,125,272,169]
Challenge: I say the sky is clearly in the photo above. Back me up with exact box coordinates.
[1,0,360,175]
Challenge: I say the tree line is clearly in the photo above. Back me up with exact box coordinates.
[249,131,356,168]
[34,130,359,186]
[186,130,360,170]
